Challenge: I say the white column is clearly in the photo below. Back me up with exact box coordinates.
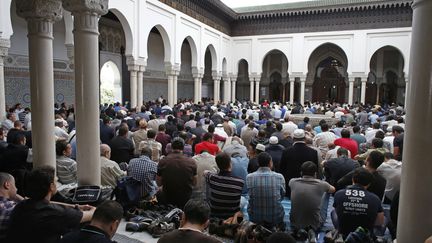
[137,65,144,108]
[289,78,295,104]
[300,77,306,105]
[64,0,108,185]
[128,65,138,109]
[0,39,10,122]
[249,79,254,103]
[404,77,409,108]
[348,77,355,105]
[193,76,200,104]
[16,0,62,169]
[360,78,367,105]
[398,1,432,241]
[167,75,174,106]
[255,79,260,104]
[213,77,221,103]
[173,73,179,105]
[166,67,179,107]
[231,76,237,102]
[223,77,231,103]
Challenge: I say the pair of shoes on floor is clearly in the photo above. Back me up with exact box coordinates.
[125,222,151,232]
[147,219,175,238]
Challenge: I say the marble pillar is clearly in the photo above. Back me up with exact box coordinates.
[213,77,221,103]
[289,78,295,104]
[167,75,174,106]
[223,77,231,103]
[137,65,145,108]
[128,65,138,108]
[0,39,10,122]
[255,79,260,104]
[348,77,355,105]
[397,0,432,241]
[63,0,108,185]
[16,0,63,169]
[404,77,409,108]
[300,78,305,105]
[231,76,237,102]
[360,78,367,105]
[249,79,254,103]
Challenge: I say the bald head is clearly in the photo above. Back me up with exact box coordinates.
[100,144,111,158]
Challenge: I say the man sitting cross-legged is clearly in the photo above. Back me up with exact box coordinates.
[204,152,244,218]
[158,199,221,243]
[246,152,285,229]
[332,168,385,239]
[59,201,123,243]
[6,166,96,243]
[289,161,335,231]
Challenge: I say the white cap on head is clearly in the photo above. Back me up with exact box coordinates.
[293,129,305,139]
[269,136,278,145]
[256,143,266,152]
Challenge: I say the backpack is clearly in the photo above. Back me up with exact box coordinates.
[111,176,142,212]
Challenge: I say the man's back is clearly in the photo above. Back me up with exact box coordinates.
[59,225,114,243]
[100,123,115,144]
[289,177,332,230]
[157,229,221,243]
[334,185,383,237]
[7,199,82,243]
[128,155,158,197]
[158,153,197,208]
[109,136,134,163]
[246,167,285,225]
[280,142,318,196]
[205,171,244,218]
[324,157,360,186]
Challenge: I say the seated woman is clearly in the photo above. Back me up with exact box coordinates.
[56,139,77,184]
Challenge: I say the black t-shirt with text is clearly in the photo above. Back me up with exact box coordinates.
[333,185,383,237]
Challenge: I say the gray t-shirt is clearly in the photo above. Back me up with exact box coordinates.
[289,177,331,230]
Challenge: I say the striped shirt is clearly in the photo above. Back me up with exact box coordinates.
[56,156,77,184]
[246,167,285,226]
[205,171,244,218]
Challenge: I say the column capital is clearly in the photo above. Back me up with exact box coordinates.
[0,39,10,63]
[212,71,221,81]
[16,0,63,22]
[166,63,180,76]
[62,0,108,16]
[192,67,204,79]
[349,77,356,83]
[249,73,261,82]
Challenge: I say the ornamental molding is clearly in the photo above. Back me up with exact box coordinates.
[62,0,108,16]
[16,0,63,22]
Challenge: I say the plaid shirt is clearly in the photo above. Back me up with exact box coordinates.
[128,155,158,197]
[0,197,17,239]
[246,167,285,226]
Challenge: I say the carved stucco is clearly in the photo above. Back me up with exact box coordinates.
[15,0,63,22]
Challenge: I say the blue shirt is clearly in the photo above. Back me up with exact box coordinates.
[231,156,249,195]
[246,167,285,226]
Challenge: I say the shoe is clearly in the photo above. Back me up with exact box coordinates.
[125,222,150,232]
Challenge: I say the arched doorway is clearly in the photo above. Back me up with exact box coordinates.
[236,59,250,100]
[269,72,283,101]
[261,50,289,102]
[369,46,405,105]
[100,61,122,104]
[379,71,398,104]
[99,11,127,104]
[145,26,170,102]
[203,45,217,99]
[307,43,348,103]
[312,58,346,103]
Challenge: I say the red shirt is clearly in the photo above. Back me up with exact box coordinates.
[334,137,358,159]
[195,141,220,155]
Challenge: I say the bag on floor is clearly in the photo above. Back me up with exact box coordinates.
[111,176,142,212]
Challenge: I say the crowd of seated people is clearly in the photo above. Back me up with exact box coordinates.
[0,99,409,242]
